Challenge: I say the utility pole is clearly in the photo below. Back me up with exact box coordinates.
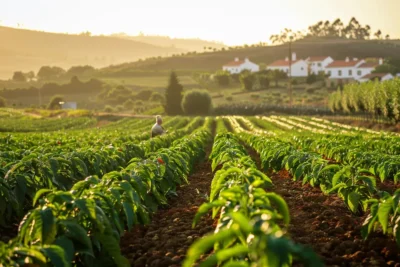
[38,88,42,107]
[288,38,292,107]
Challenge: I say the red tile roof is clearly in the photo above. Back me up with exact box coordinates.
[307,56,330,62]
[358,62,379,68]
[361,73,390,79]
[268,60,300,67]
[223,60,245,67]
[326,60,363,68]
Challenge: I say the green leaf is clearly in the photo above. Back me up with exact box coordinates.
[13,246,47,263]
[33,189,53,206]
[41,245,70,267]
[183,229,236,267]
[348,191,360,214]
[199,245,249,267]
[95,232,129,267]
[59,220,93,256]
[229,212,252,235]
[378,200,393,233]
[41,208,57,244]
[264,193,290,225]
[54,236,75,263]
[122,201,136,231]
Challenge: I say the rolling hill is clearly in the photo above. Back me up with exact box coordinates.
[99,38,400,76]
[0,26,185,79]
[109,33,227,52]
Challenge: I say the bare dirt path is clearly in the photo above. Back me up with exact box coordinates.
[120,151,215,267]
[245,146,400,267]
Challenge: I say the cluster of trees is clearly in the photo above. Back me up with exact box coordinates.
[97,86,164,107]
[0,76,104,100]
[164,72,212,115]
[198,69,288,90]
[308,18,389,40]
[329,79,400,121]
[11,65,96,82]
[373,58,400,75]
[270,17,391,44]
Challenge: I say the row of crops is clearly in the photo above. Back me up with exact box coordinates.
[328,79,400,121]
[0,116,213,265]
[0,114,399,266]
[221,116,400,248]
[184,120,323,266]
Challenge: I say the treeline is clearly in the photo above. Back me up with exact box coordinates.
[194,69,289,91]
[0,77,104,99]
[11,65,96,82]
[270,17,391,44]
[329,79,400,121]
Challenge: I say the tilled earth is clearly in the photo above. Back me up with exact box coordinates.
[271,170,400,267]
[120,156,215,267]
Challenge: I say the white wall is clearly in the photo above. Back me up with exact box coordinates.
[62,102,77,110]
[308,57,334,74]
[267,60,308,77]
[223,60,259,74]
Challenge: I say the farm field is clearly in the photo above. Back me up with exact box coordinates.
[0,115,399,266]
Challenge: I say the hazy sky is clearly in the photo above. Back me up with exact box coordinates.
[1,0,399,45]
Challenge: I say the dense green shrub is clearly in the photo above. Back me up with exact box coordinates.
[123,99,135,110]
[0,96,6,107]
[135,89,153,101]
[181,90,212,115]
[149,92,164,102]
[104,105,115,113]
[213,71,230,86]
[239,72,256,91]
[47,95,64,110]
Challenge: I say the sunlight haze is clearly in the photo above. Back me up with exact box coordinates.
[2,0,399,45]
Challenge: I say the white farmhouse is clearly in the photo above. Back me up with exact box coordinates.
[222,57,259,74]
[61,102,77,110]
[305,56,334,74]
[267,53,308,77]
[359,73,394,83]
[325,58,365,80]
[326,57,383,82]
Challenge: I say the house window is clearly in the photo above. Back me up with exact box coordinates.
[357,70,362,76]
[301,67,304,70]
[338,70,342,76]
[317,63,322,67]
[349,70,352,76]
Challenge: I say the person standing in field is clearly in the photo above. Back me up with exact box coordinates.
[151,115,166,138]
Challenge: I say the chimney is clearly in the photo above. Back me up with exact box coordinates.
[292,52,297,61]
[234,57,239,62]
[285,56,289,61]
[379,58,383,65]
[345,57,349,62]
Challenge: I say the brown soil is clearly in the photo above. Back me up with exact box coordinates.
[271,169,400,267]
[377,180,400,195]
[120,154,215,267]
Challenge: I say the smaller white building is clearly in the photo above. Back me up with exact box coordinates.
[305,56,334,74]
[267,53,308,77]
[326,57,383,81]
[222,57,259,74]
[359,73,394,83]
[61,102,77,110]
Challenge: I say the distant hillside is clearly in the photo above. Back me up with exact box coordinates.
[0,26,185,79]
[100,38,400,76]
[109,33,227,52]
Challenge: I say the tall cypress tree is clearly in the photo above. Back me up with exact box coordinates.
[164,71,183,115]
